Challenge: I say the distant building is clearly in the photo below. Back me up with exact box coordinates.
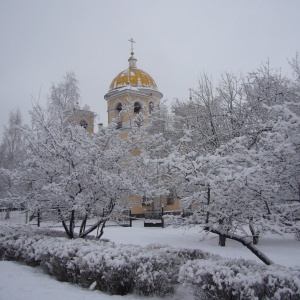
[69,105,96,134]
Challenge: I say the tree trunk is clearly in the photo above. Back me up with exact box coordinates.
[97,220,107,239]
[5,208,10,219]
[69,210,75,239]
[57,208,71,238]
[79,198,115,238]
[204,186,210,231]
[249,223,259,245]
[219,235,226,247]
[79,214,88,237]
[207,226,273,265]
[37,210,41,227]
[80,218,107,238]
[217,218,226,247]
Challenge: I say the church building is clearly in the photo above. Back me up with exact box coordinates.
[103,39,181,217]
[104,39,162,138]
[74,39,181,217]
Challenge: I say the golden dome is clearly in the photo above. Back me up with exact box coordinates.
[109,68,158,90]
[109,54,157,91]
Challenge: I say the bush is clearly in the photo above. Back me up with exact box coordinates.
[179,258,300,300]
[0,225,209,296]
[1,224,299,299]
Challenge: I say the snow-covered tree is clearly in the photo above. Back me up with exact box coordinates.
[2,74,151,238]
[0,109,25,169]
[113,98,175,208]
[172,72,246,155]
[0,109,26,217]
[48,72,80,114]
[166,59,300,265]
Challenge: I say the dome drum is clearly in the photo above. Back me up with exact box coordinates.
[104,86,162,102]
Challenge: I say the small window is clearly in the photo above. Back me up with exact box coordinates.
[149,102,154,114]
[134,102,141,114]
[167,190,175,205]
[142,196,151,206]
[116,103,122,112]
[79,119,88,129]
[116,103,123,129]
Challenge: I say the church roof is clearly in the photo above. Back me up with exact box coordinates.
[109,67,158,91]
[109,46,158,91]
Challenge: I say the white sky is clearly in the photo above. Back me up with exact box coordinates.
[1,0,300,137]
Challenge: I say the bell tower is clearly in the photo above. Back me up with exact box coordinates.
[104,39,163,134]
[103,41,182,218]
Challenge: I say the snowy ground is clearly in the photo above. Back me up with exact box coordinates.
[102,220,300,267]
[0,215,299,300]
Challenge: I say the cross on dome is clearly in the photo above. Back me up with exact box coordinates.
[128,38,137,69]
[128,38,135,55]
[107,39,161,91]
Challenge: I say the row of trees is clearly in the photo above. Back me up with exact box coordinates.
[0,73,164,238]
[1,57,300,264]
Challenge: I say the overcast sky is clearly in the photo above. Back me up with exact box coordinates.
[1,0,300,137]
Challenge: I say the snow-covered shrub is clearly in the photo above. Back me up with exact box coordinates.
[262,265,300,300]
[2,224,299,298]
[179,258,300,300]
[73,243,209,295]
[0,225,42,264]
[0,225,210,296]
[35,238,83,283]
[75,242,138,295]
[134,244,211,296]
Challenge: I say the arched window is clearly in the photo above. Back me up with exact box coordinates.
[115,103,123,129]
[134,102,141,114]
[142,195,151,206]
[149,101,154,114]
[79,119,88,129]
[116,103,122,112]
[167,189,175,205]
